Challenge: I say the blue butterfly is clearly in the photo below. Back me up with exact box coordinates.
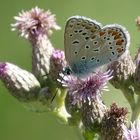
[64,16,130,77]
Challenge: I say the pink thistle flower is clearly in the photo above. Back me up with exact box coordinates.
[64,70,112,105]
[11,7,60,40]
[52,49,65,61]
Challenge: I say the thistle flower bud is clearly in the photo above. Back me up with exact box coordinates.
[49,49,66,85]
[0,62,65,112]
[81,98,107,132]
[0,62,40,102]
[31,35,54,82]
[108,51,135,89]
[101,103,128,140]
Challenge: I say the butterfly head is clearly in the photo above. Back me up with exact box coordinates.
[63,66,73,76]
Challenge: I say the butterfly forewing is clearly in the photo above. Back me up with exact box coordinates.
[64,16,101,67]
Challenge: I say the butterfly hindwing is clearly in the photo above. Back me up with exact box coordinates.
[85,25,130,70]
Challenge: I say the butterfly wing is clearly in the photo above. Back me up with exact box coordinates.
[64,16,102,76]
[85,24,130,71]
[64,16,130,77]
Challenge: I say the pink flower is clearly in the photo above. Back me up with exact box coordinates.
[64,71,112,105]
[12,7,60,39]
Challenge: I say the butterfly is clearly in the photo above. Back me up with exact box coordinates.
[64,16,130,77]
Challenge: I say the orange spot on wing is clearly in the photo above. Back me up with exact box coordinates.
[112,31,118,36]
[114,34,121,40]
[116,40,123,45]
[99,31,105,36]
[116,47,124,53]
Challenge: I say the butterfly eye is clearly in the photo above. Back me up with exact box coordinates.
[63,67,72,75]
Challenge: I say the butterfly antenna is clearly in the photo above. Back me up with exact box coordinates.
[51,87,59,102]
[51,74,65,102]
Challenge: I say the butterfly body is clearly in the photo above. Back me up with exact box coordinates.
[64,16,130,77]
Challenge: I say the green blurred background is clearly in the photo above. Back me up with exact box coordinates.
[0,0,139,140]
